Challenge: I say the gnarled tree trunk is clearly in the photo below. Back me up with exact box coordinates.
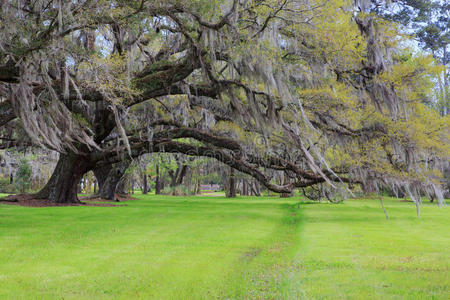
[35,153,93,203]
[94,161,129,200]
[93,164,111,193]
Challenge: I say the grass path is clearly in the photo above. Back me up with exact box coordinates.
[0,195,448,299]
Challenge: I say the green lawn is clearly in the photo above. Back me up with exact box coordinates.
[0,194,448,299]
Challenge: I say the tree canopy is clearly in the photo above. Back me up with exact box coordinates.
[0,0,448,208]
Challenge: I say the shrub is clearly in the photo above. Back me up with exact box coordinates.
[161,185,192,196]
[0,177,17,194]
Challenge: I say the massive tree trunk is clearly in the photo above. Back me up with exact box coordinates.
[93,164,111,192]
[35,153,93,203]
[94,161,129,200]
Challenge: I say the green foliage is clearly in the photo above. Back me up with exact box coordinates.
[0,177,16,194]
[1,0,448,200]
[15,158,31,193]
[161,185,192,196]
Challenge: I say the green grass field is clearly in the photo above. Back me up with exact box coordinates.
[0,194,448,299]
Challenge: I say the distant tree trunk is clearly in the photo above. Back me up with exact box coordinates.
[177,165,188,185]
[35,153,93,204]
[160,168,166,191]
[9,172,13,184]
[225,166,236,198]
[280,177,292,198]
[241,179,248,196]
[250,181,260,196]
[142,173,148,194]
[155,164,161,195]
[196,179,200,194]
[378,194,389,219]
[169,164,189,187]
[186,171,192,194]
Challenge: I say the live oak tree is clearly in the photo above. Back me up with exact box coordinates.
[370,0,449,115]
[0,0,448,208]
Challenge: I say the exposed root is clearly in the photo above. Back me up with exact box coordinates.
[0,194,120,207]
[80,193,137,202]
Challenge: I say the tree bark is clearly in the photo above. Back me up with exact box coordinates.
[142,173,148,194]
[241,179,248,196]
[96,161,129,200]
[196,179,200,195]
[93,164,111,191]
[35,153,92,203]
[250,181,260,196]
[225,166,236,198]
[280,179,292,197]
[155,164,161,194]
[116,178,128,195]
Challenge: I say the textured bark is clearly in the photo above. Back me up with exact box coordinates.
[93,164,112,191]
[116,178,128,195]
[96,161,129,200]
[35,153,92,203]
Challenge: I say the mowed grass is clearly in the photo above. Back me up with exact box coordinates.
[0,194,448,299]
[287,197,450,299]
[0,195,300,299]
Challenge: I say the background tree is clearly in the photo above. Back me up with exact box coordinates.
[371,0,449,115]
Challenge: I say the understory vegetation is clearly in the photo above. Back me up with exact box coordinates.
[1,194,448,299]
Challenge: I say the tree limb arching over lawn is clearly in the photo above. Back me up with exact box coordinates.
[0,0,448,208]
